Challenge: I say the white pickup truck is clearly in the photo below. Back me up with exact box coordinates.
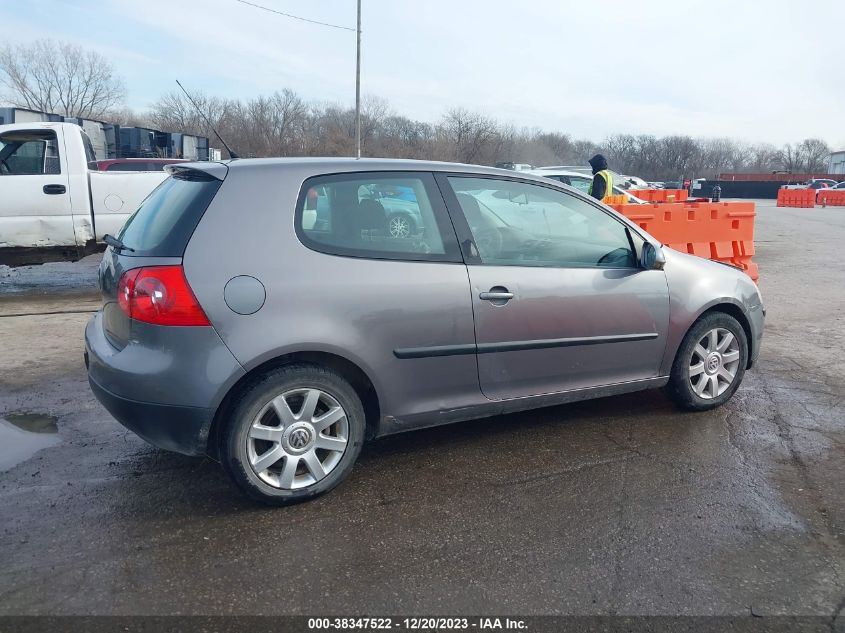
[0,122,168,265]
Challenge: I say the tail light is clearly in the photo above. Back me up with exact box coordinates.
[117,265,210,326]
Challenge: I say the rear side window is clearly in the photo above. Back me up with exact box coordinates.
[295,172,461,262]
[118,171,222,257]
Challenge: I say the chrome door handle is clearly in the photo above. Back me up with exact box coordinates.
[479,291,514,301]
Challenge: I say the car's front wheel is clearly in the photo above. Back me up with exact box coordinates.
[222,364,365,505]
[666,312,748,411]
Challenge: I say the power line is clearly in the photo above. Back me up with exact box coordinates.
[234,0,362,159]
[234,0,356,32]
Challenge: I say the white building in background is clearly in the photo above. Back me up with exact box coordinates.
[829,150,845,175]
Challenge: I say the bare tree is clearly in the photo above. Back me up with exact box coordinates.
[135,84,836,179]
[797,138,830,173]
[660,135,701,177]
[437,108,499,164]
[0,39,125,118]
[380,115,435,158]
[534,132,575,164]
[149,90,235,137]
[358,95,391,155]
[746,144,781,172]
[778,143,804,173]
[700,138,735,176]
[572,139,602,165]
[148,89,242,156]
[308,103,356,156]
[103,106,151,128]
[231,89,309,156]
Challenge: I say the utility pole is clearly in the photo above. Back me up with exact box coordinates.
[355,0,362,159]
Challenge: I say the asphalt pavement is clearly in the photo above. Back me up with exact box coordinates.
[0,201,843,618]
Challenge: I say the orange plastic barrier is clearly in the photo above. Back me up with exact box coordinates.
[818,190,845,207]
[608,201,759,282]
[632,189,689,203]
[776,188,815,208]
[602,194,627,205]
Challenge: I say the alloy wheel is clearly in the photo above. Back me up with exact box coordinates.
[388,215,411,238]
[688,327,741,399]
[247,388,349,489]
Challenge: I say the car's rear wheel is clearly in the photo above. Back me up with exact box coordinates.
[666,312,748,411]
[222,364,365,505]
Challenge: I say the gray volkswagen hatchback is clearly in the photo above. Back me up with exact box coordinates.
[85,159,764,504]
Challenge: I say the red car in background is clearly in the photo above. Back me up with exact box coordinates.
[94,158,188,172]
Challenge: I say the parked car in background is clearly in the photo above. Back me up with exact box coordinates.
[536,165,592,175]
[95,158,188,172]
[495,162,534,171]
[781,179,838,202]
[85,158,764,504]
[621,175,649,189]
[0,122,168,265]
[525,168,646,203]
[782,179,833,190]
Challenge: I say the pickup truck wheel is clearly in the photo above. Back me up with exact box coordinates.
[222,364,365,505]
[666,312,748,411]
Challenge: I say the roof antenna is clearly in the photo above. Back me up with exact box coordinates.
[175,79,238,159]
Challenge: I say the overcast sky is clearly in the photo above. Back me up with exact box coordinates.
[2,0,843,148]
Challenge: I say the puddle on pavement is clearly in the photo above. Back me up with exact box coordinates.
[0,413,61,472]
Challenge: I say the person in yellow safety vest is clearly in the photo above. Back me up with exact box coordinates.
[587,154,613,201]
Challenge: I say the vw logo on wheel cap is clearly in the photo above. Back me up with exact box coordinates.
[289,428,311,450]
[706,353,721,374]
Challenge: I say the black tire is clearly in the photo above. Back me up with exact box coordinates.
[221,364,365,505]
[666,312,748,411]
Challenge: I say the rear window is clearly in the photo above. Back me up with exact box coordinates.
[117,171,221,257]
[106,162,170,172]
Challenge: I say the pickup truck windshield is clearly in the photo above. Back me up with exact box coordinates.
[117,171,221,257]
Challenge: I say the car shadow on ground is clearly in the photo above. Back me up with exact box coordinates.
[108,387,686,518]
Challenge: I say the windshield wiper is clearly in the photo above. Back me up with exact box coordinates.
[103,234,135,253]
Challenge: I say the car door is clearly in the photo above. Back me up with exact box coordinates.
[0,128,73,247]
[437,173,670,401]
[209,169,484,428]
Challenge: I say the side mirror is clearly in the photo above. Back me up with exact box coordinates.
[641,242,666,270]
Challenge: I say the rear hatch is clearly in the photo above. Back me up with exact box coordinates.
[99,165,226,349]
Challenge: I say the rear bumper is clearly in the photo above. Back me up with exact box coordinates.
[85,311,245,456]
[88,373,211,455]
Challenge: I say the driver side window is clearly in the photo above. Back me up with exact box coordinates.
[0,130,62,175]
[447,176,636,269]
